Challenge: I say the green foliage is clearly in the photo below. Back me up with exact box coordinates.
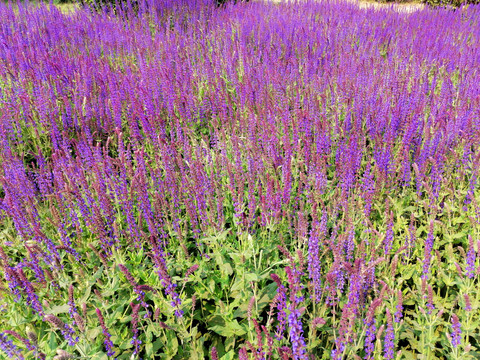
[1,161,479,358]
[421,0,479,7]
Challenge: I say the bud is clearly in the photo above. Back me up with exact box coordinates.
[391,255,398,277]
[82,303,87,319]
[211,346,218,360]
[376,324,385,338]
[437,309,444,318]
[53,349,73,360]
[454,263,464,279]
[247,296,255,321]
[27,330,38,345]
[312,317,326,327]
[45,315,66,329]
[185,264,199,278]
[136,285,154,292]
[73,313,85,332]
[159,321,171,329]
[191,295,196,313]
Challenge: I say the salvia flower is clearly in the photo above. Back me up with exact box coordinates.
[394,290,403,323]
[288,306,308,360]
[271,273,287,340]
[364,299,382,360]
[184,264,199,278]
[118,264,138,287]
[4,331,34,351]
[119,264,151,316]
[16,268,43,315]
[364,317,376,360]
[426,285,435,314]
[0,333,24,360]
[44,315,78,346]
[211,346,218,360]
[384,309,395,360]
[465,235,476,279]
[422,221,435,279]
[307,225,322,302]
[384,211,394,256]
[130,302,142,356]
[96,308,115,357]
[464,294,472,312]
[68,285,79,321]
[450,314,462,348]
[239,347,248,360]
[73,313,85,333]
[3,267,22,302]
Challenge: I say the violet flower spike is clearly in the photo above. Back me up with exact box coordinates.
[450,314,462,348]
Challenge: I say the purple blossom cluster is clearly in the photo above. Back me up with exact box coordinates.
[0,0,479,358]
[450,314,462,348]
[44,315,78,346]
[383,309,395,360]
[96,308,116,358]
[0,332,24,360]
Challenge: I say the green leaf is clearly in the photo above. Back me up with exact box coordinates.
[221,350,235,360]
[47,332,58,352]
[165,330,178,358]
[244,273,260,282]
[45,304,70,315]
[89,352,109,360]
[208,318,247,337]
[400,267,416,281]
[88,266,105,286]
[87,327,101,342]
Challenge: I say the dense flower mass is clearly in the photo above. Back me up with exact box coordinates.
[0,0,479,358]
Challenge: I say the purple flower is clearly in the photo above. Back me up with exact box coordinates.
[211,346,218,360]
[422,221,435,280]
[384,211,394,256]
[426,285,435,314]
[364,317,376,360]
[130,302,142,356]
[96,308,116,358]
[0,333,24,360]
[307,220,322,301]
[16,269,43,315]
[3,331,35,352]
[364,299,382,360]
[450,314,462,348]
[384,309,394,360]
[271,273,288,340]
[68,285,79,321]
[288,306,307,360]
[44,315,78,346]
[394,290,403,323]
[465,235,476,279]
[464,294,472,312]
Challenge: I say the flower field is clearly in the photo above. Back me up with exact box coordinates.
[0,0,479,358]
